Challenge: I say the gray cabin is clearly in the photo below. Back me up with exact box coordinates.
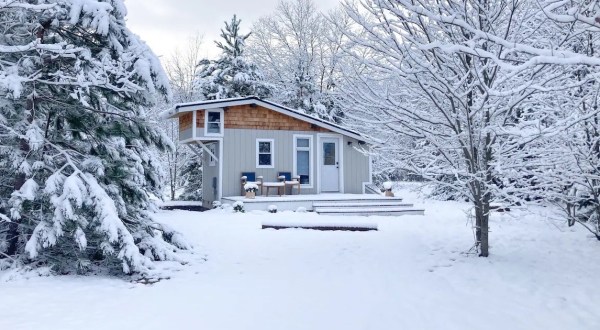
[165,96,372,208]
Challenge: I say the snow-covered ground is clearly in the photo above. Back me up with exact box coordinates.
[1,185,599,330]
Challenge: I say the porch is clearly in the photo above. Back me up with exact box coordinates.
[221,194,425,215]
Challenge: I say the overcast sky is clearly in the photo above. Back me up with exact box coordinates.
[125,0,341,62]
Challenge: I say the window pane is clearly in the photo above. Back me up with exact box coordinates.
[323,142,336,165]
[259,141,271,153]
[297,138,309,148]
[208,122,220,133]
[297,150,309,175]
[297,150,310,184]
[259,154,272,166]
[208,111,221,122]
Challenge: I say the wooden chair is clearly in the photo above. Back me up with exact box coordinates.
[278,172,301,195]
[241,172,263,195]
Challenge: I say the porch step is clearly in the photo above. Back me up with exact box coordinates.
[313,201,413,208]
[314,207,425,216]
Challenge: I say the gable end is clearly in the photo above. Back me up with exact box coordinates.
[222,105,330,132]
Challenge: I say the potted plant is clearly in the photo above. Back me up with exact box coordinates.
[244,182,259,199]
[383,181,394,197]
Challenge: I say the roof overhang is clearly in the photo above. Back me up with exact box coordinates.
[163,96,370,143]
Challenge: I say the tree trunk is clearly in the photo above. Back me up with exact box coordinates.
[6,106,32,256]
[6,20,51,256]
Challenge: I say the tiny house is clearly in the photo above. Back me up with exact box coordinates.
[165,96,373,208]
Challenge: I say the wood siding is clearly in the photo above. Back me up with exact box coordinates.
[221,129,319,197]
[343,136,371,193]
[218,130,371,198]
[196,110,204,128]
[224,105,330,132]
[179,112,192,132]
[202,141,220,207]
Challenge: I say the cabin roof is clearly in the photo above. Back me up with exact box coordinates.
[164,96,368,142]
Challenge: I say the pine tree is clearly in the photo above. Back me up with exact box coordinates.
[0,0,189,274]
[195,15,272,100]
[178,155,203,201]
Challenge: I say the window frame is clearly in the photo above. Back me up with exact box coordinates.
[293,134,313,188]
[208,143,217,167]
[256,138,275,168]
[204,108,224,137]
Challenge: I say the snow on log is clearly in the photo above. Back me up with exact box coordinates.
[261,221,377,231]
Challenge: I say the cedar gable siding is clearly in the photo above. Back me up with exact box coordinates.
[214,104,330,132]
[179,112,192,132]
[196,110,205,128]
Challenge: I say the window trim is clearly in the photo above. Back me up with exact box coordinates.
[204,108,224,137]
[208,143,217,167]
[256,138,275,168]
[293,134,314,188]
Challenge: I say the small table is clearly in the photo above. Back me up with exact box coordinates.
[262,182,285,196]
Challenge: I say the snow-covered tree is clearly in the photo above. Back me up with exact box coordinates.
[178,154,203,201]
[0,0,189,274]
[157,33,204,201]
[337,0,600,256]
[195,15,272,100]
[518,3,600,240]
[247,0,346,121]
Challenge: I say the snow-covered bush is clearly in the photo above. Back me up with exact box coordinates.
[244,183,259,192]
[212,201,222,209]
[268,205,278,213]
[383,182,393,191]
[233,201,245,213]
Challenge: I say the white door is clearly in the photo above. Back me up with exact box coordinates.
[320,138,340,192]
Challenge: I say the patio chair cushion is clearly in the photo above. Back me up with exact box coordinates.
[242,172,256,182]
[299,175,309,184]
[278,172,292,181]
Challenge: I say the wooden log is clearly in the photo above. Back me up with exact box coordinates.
[261,223,377,231]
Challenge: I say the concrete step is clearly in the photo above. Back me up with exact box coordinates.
[314,207,425,216]
[313,201,413,208]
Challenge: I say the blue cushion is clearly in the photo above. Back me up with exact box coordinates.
[278,172,291,181]
[299,175,309,184]
[242,172,256,182]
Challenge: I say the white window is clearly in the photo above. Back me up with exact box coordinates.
[205,109,224,136]
[256,139,274,168]
[208,143,216,167]
[293,135,313,187]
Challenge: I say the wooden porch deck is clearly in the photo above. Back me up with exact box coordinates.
[221,194,425,215]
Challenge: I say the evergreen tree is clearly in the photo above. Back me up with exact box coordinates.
[0,0,189,274]
[195,15,272,100]
[178,155,203,201]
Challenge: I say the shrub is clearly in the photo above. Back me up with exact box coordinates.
[233,201,245,213]
[244,183,259,192]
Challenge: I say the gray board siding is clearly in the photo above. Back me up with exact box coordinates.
[343,135,371,193]
[219,129,370,198]
[179,128,192,141]
[201,141,220,208]
[222,129,317,197]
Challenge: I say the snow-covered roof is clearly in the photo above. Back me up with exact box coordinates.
[163,96,368,142]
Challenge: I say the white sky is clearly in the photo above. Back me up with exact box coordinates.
[125,0,341,62]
